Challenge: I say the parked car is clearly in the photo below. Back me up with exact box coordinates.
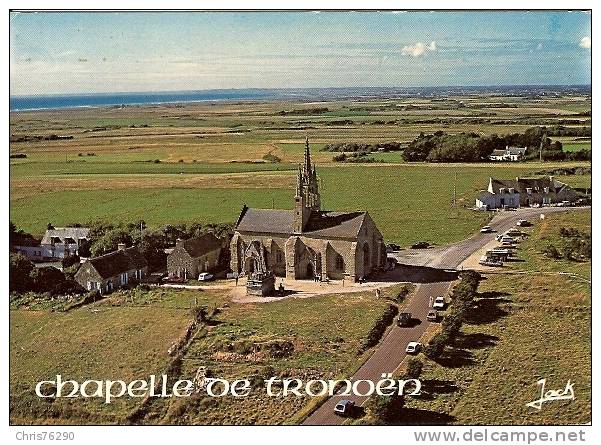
[516,219,531,227]
[405,341,422,354]
[334,400,355,417]
[433,296,446,309]
[397,312,412,327]
[411,241,430,249]
[480,226,493,233]
[500,236,515,246]
[386,243,401,252]
[197,272,214,281]
[426,310,439,322]
[479,258,503,267]
[162,275,186,284]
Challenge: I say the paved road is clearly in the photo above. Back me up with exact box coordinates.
[303,207,586,425]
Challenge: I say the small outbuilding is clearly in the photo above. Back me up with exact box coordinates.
[74,243,148,294]
[167,233,224,280]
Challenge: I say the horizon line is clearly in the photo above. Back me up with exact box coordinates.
[10,83,593,98]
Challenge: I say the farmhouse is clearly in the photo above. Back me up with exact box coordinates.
[74,243,148,294]
[167,233,224,279]
[230,139,386,284]
[489,146,528,161]
[41,227,90,258]
[14,227,90,261]
[475,176,579,210]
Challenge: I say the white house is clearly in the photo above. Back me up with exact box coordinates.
[489,146,528,161]
[475,176,579,210]
[40,227,90,258]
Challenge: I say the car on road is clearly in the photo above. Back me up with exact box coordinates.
[426,310,439,322]
[480,225,493,233]
[411,241,430,249]
[432,296,446,309]
[334,400,355,417]
[505,228,521,236]
[397,312,412,327]
[405,342,422,354]
[386,243,401,252]
[479,258,503,267]
[516,219,531,227]
[500,236,515,246]
[197,272,214,281]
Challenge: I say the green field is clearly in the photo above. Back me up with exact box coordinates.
[10,285,406,424]
[403,210,591,425]
[10,96,591,245]
[10,161,591,246]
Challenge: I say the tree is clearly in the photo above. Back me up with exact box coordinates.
[62,253,80,269]
[30,267,67,294]
[10,253,34,293]
[138,230,167,272]
[90,228,133,256]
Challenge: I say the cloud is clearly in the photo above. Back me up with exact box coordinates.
[579,36,591,49]
[401,41,437,57]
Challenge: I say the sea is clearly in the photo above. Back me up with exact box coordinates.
[9,85,590,112]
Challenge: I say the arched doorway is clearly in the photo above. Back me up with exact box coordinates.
[363,243,370,268]
[306,262,314,278]
[245,257,256,274]
[363,242,370,271]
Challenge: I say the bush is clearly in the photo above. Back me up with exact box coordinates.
[362,304,398,351]
[10,253,35,293]
[364,390,405,424]
[404,358,423,379]
[191,306,208,322]
[441,311,464,339]
[542,244,561,259]
[424,332,448,360]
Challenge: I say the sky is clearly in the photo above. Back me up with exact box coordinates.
[10,11,592,95]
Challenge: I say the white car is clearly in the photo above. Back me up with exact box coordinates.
[432,296,446,309]
[480,226,493,233]
[197,272,214,281]
[405,342,422,354]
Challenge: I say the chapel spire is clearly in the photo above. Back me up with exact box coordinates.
[293,138,321,233]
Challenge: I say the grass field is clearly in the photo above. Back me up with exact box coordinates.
[10,161,591,246]
[10,285,407,424]
[10,96,591,246]
[9,303,193,423]
[403,210,591,425]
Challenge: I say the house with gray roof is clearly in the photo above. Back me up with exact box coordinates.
[74,243,148,294]
[230,139,386,282]
[489,146,528,161]
[40,227,90,258]
[167,233,225,279]
[475,176,579,210]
